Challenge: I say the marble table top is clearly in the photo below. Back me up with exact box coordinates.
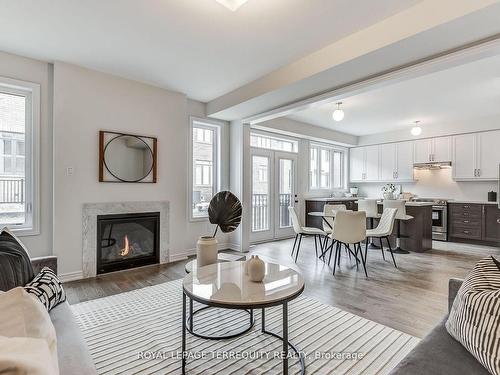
[185,252,246,273]
[308,210,351,218]
[183,261,304,307]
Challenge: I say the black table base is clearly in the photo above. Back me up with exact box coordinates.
[181,292,305,375]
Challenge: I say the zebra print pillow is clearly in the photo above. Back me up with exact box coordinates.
[24,267,66,311]
[446,256,500,375]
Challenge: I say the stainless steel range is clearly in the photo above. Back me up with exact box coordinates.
[411,198,450,241]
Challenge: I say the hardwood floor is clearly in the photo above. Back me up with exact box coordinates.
[64,238,500,338]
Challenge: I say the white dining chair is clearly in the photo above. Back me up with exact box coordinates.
[328,210,368,277]
[321,204,347,252]
[382,200,413,254]
[365,208,398,267]
[357,199,381,248]
[288,206,326,262]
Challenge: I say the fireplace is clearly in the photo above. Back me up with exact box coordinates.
[96,212,160,274]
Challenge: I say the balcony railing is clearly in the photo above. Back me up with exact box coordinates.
[0,178,24,204]
[252,193,292,232]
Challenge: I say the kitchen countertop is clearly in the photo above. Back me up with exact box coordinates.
[449,200,498,205]
[373,201,434,207]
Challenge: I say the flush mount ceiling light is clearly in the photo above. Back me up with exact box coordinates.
[411,120,422,136]
[215,0,250,11]
[332,102,345,122]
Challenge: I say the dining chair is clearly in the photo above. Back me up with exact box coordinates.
[382,200,413,254]
[357,199,381,248]
[365,208,398,267]
[329,210,368,277]
[288,206,326,262]
[321,204,346,252]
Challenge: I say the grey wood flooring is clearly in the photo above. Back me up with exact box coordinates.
[64,238,500,338]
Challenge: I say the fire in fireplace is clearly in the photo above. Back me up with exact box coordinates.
[96,212,160,274]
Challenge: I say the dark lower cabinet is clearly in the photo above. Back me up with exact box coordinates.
[448,203,500,245]
[483,205,500,242]
[305,199,357,229]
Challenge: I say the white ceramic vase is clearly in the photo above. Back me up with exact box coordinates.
[383,192,395,200]
[350,187,358,196]
[196,236,218,267]
[247,255,265,282]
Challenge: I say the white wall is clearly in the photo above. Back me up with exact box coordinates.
[0,51,53,257]
[53,62,229,275]
[357,168,497,201]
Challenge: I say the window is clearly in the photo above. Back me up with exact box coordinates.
[250,133,298,153]
[0,78,39,233]
[190,119,220,219]
[309,143,345,190]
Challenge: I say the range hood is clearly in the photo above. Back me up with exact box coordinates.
[413,161,452,170]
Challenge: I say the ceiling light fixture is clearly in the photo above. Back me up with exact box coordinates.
[332,102,345,122]
[411,121,422,136]
[215,0,249,11]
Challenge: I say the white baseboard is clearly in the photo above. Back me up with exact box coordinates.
[59,270,84,283]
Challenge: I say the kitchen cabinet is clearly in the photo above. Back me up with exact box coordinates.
[448,203,500,245]
[379,142,414,181]
[349,146,379,182]
[305,199,357,228]
[453,130,500,180]
[414,137,451,163]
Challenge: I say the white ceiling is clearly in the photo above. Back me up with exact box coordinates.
[287,53,500,136]
[0,0,420,102]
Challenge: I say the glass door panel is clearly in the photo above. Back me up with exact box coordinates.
[250,151,274,242]
[274,152,297,239]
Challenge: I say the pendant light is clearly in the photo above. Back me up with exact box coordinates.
[411,120,422,136]
[332,102,345,122]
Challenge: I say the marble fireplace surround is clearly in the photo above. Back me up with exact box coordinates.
[82,201,169,278]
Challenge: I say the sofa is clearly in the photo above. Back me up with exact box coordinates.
[17,256,97,375]
[390,278,489,375]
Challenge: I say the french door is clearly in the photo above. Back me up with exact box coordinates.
[250,149,297,243]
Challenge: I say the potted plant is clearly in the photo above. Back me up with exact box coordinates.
[382,183,397,200]
[196,191,242,267]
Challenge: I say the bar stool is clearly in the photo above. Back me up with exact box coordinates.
[357,199,381,249]
[288,206,326,262]
[382,200,413,254]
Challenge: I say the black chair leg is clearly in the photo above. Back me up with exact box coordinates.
[379,237,386,260]
[291,234,298,257]
[365,237,369,261]
[314,235,318,257]
[358,243,368,277]
[386,236,397,268]
[328,240,334,265]
[294,234,303,263]
[333,241,340,275]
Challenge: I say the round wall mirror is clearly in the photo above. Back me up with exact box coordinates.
[103,135,154,182]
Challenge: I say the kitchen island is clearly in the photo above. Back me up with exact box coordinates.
[304,198,433,253]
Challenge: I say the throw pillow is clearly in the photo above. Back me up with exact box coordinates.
[0,227,34,291]
[0,287,58,372]
[0,336,58,375]
[24,267,66,311]
[446,256,500,375]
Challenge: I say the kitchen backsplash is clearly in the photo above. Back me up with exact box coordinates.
[355,168,497,201]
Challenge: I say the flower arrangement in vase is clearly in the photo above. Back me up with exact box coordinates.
[382,183,397,200]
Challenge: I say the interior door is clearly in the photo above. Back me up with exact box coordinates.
[274,152,297,239]
[250,149,274,243]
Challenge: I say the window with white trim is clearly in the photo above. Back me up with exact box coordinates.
[0,80,38,232]
[250,133,298,153]
[309,143,345,190]
[190,119,220,219]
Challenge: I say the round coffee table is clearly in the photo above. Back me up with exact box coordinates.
[181,261,305,375]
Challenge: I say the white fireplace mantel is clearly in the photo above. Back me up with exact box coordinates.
[82,201,169,278]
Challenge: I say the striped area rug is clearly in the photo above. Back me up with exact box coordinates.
[71,279,419,374]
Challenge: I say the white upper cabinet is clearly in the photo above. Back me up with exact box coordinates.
[432,137,452,163]
[380,143,396,181]
[414,137,451,163]
[365,145,380,181]
[396,141,415,181]
[452,130,500,180]
[477,130,500,180]
[349,147,365,182]
[414,139,432,163]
